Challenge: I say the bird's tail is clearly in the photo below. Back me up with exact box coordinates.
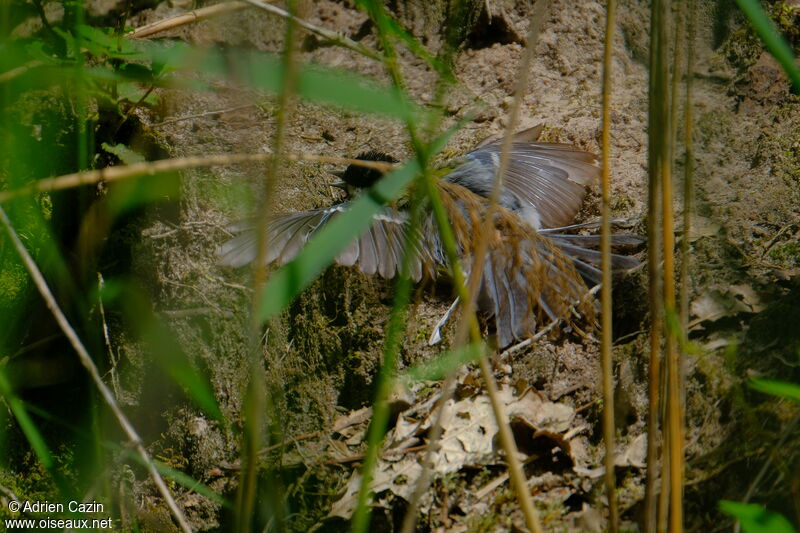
[542,229,643,286]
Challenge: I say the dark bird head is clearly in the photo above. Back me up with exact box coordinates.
[334,150,398,189]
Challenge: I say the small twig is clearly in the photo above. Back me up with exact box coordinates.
[97,273,123,399]
[201,274,252,294]
[127,0,382,63]
[614,328,646,346]
[6,333,63,361]
[760,223,796,258]
[475,472,509,501]
[734,413,800,533]
[260,431,321,455]
[0,482,20,502]
[499,317,560,358]
[0,206,193,533]
[162,279,225,314]
[160,307,234,319]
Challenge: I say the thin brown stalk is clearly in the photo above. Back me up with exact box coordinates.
[679,0,695,377]
[644,0,668,530]
[658,436,670,533]
[664,196,683,533]
[0,206,193,533]
[250,2,299,305]
[127,1,251,39]
[600,0,619,530]
[669,0,688,439]
[153,104,257,127]
[476,357,542,533]
[456,1,550,527]
[0,153,392,204]
[657,0,683,530]
[671,0,688,343]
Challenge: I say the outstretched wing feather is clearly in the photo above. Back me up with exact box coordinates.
[217,204,424,281]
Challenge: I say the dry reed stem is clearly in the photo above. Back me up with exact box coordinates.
[600,0,619,530]
[661,0,684,528]
[127,2,251,39]
[644,0,667,528]
[0,153,393,204]
[126,0,381,63]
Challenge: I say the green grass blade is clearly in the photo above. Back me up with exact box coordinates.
[0,367,54,470]
[352,0,451,78]
[719,500,797,533]
[140,321,225,424]
[734,0,800,92]
[128,452,231,508]
[0,368,76,501]
[750,378,800,403]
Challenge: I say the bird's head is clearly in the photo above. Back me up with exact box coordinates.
[332,150,398,194]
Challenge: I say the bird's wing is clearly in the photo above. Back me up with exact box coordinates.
[216,204,429,281]
[449,140,601,229]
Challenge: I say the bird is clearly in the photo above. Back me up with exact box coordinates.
[217,125,641,347]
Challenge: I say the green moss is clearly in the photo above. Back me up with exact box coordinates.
[769,241,800,265]
[0,263,28,304]
[772,2,800,47]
